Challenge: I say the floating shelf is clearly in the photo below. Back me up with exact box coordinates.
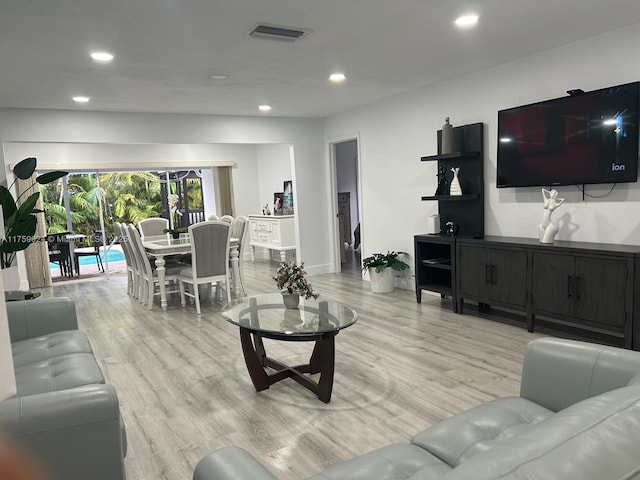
[420,151,480,162]
[421,194,480,201]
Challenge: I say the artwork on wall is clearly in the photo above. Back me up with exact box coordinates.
[282,180,294,214]
[273,192,284,215]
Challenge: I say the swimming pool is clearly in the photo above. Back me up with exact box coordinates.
[49,249,125,269]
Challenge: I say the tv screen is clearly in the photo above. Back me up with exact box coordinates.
[496,81,640,188]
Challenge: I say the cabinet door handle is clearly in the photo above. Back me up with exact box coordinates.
[485,264,490,284]
[567,275,573,297]
[491,265,497,285]
[576,276,582,299]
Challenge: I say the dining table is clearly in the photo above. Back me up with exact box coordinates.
[142,234,240,311]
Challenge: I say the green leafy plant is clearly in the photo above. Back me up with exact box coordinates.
[0,157,67,268]
[273,260,319,299]
[361,251,410,273]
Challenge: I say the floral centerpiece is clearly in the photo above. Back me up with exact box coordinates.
[273,260,318,307]
[163,193,187,238]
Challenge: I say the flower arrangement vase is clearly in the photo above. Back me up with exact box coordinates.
[281,292,300,309]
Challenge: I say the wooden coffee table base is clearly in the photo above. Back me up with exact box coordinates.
[239,327,337,403]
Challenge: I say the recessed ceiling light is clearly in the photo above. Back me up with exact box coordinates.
[72,96,90,103]
[454,14,479,28]
[211,74,227,80]
[258,105,272,112]
[329,73,346,83]
[90,51,114,62]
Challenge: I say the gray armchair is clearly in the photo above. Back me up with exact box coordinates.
[0,297,127,480]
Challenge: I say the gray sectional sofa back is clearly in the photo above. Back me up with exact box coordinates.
[1,297,127,480]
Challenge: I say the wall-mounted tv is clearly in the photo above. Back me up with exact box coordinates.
[496,81,640,188]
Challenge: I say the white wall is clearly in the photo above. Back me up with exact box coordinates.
[325,23,640,283]
[255,144,293,213]
[0,110,330,274]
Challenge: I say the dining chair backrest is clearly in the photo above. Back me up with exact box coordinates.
[127,223,153,277]
[207,214,219,221]
[189,221,231,280]
[115,223,134,267]
[219,215,234,224]
[231,216,248,247]
[138,218,169,238]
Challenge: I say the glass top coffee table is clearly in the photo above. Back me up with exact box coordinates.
[222,294,357,403]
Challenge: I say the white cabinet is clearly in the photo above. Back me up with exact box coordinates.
[248,215,296,262]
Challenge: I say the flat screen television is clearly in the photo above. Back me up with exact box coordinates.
[496,81,640,188]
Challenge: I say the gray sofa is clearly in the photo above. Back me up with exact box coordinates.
[0,297,127,480]
[193,337,640,479]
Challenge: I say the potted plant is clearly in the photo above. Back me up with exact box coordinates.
[273,260,319,308]
[362,251,410,293]
[0,157,67,270]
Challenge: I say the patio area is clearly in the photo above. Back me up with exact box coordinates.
[50,244,128,282]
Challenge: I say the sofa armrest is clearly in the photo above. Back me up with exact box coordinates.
[0,384,126,480]
[520,337,640,412]
[7,297,78,342]
[193,446,278,480]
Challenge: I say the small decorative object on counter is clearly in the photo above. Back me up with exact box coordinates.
[449,167,462,196]
[444,222,459,236]
[538,188,565,244]
[441,117,454,154]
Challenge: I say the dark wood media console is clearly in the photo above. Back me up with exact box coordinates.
[456,236,638,349]
[415,234,640,350]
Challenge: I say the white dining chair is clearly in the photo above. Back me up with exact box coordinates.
[207,214,219,221]
[219,215,234,224]
[138,217,169,238]
[178,221,232,314]
[114,222,136,297]
[230,216,249,294]
[127,223,182,310]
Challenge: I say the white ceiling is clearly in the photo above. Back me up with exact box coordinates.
[2,0,640,118]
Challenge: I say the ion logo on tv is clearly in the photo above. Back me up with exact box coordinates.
[612,163,626,171]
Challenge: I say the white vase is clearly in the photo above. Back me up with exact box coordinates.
[2,265,21,291]
[449,167,462,196]
[369,268,395,293]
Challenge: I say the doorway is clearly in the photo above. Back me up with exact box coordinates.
[331,138,361,277]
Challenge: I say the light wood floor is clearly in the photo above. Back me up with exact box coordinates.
[38,256,545,480]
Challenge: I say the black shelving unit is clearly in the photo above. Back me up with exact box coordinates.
[414,234,457,311]
[415,122,484,311]
[420,123,484,237]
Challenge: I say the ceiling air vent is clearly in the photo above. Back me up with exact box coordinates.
[249,23,310,42]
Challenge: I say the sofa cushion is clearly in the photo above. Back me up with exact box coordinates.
[308,443,451,480]
[12,331,104,397]
[444,385,640,480]
[411,397,552,468]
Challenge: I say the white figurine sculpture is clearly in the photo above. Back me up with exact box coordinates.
[538,188,564,244]
[449,167,462,196]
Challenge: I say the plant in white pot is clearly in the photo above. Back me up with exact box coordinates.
[362,251,410,293]
[0,157,67,271]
